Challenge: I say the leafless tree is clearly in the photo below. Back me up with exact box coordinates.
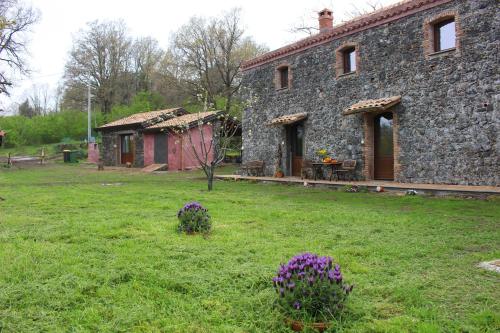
[0,0,39,96]
[289,1,384,37]
[28,83,50,115]
[131,37,163,93]
[171,8,266,114]
[344,1,383,20]
[64,20,132,114]
[174,97,240,191]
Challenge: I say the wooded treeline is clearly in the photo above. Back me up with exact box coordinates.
[0,7,266,147]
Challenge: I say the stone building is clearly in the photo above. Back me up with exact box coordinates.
[96,108,219,170]
[241,0,499,186]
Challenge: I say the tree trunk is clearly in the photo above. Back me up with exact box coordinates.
[207,168,214,191]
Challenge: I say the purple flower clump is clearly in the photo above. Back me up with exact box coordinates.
[177,202,211,234]
[272,253,354,321]
[177,201,206,217]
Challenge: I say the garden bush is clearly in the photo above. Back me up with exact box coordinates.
[272,253,353,324]
[177,202,211,234]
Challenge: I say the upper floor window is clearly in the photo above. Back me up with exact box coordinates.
[424,13,459,57]
[275,64,291,90]
[279,67,289,89]
[336,43,358,77]
[343,47,357,73]
[434,18,455,51]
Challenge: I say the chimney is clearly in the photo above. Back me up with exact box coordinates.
[318,8,333,33]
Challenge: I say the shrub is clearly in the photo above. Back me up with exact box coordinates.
[177,202,211,234]
[272,253,353,323]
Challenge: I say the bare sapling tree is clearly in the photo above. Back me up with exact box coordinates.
[174,97,240,191]
[0,0,39,96]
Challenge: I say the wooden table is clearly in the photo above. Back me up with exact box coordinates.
[312,162,343,181]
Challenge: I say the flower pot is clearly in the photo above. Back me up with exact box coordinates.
[286,318,329,332]
[274,171,284,178]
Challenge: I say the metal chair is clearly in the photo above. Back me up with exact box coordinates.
[336,160,357,181]
[301,160,314,179]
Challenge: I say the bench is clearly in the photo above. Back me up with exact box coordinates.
[241,160,264,176]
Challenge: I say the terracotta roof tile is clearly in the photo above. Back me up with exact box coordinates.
[242,0,452,70]
[268,112,308,126]
[146,111,220,130]
[343,96,401,115]
[98,108,183,129]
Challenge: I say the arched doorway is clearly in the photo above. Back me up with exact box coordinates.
[374,112,394,180]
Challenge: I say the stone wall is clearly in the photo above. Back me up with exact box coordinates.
[100,129,145,167]
[241,0,499,186]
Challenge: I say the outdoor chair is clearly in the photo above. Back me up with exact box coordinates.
[336,160,357,181]
[301,160,314,179]
[241,160,265,176]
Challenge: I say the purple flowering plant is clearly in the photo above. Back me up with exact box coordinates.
[177,202,211,234]
[272,253,354,322]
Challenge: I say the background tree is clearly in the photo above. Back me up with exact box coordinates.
[171,8,267,115]
[17,98,36,118]
[64,20,132,114]
[0,0,39,96]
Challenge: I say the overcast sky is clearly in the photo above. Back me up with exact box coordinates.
[1,0,400,112]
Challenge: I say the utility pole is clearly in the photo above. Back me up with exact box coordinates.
[87,83,91,143]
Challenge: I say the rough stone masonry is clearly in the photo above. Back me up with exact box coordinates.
[241,0,499,186]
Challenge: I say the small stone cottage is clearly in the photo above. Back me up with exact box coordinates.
[97,109,220,170]
[241,0,498,186]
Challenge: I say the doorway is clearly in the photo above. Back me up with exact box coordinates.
[154,133,168,164]
[289,123,304,177]
[374,112,394,180]
[120,134,134,164]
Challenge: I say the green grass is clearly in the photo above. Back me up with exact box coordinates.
[0,165,498,332]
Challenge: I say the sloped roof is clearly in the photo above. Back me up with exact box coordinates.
[242,0,452,70]
[97,108,184,129]
[267,112,308,126]
[146,111,220,130]
[343,96,401,115]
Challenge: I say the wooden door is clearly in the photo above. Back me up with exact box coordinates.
[154,133,168,164]
[374,112,394,180]
[290,123,304,177]
[120,134,134,164]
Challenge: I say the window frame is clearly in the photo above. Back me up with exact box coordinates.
[343,47,357,74]
[424,12,460,58]
[275,63,292,91]
[279,67,289,89]
[433,18,456,52]
[335,43,359,78]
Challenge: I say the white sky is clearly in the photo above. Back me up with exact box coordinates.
[0,0,400,113]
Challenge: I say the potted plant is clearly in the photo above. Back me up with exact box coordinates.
[275,167,284,178]
[177,202,211,235]
[272,253,354,332]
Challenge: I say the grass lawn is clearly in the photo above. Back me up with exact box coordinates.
[0,164,498,332]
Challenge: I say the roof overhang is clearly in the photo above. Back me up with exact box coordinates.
[342,96,401,116]
[267,112,308,126]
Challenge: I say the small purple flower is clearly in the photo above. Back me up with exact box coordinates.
[293,301,301,310]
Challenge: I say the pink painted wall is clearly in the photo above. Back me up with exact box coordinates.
[168,124,214,171]
[143,133,154,166]
[88,143,100,164]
